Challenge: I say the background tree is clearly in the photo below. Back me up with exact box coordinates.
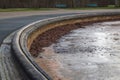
[0,0,117,8]
[115,0,120,7]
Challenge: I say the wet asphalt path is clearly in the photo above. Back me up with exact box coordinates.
[0,13,79,44]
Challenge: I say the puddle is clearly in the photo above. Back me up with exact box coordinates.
[36,21,120,80]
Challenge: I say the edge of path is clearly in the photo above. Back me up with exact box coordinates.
[0,9,120,19]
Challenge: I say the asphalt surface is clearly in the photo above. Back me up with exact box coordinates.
[0,13,80,44]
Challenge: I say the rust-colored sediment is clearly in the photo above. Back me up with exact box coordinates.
[29,15,120,80]
[30,16,120,57]
[35,47,70,80]
[30,23,83,57]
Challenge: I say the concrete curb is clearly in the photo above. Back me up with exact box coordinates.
[12,12,120,80]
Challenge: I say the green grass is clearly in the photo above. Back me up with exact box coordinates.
[0,6,120,12]
[107,5,115,8]
[0,8,58,12]
[66,6,120,10]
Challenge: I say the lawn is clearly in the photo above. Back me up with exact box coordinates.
[0,8,58,12]
[67,6,120,10]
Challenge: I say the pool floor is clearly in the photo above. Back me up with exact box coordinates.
[35,21,120,80]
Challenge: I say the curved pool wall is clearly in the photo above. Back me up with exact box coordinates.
[12,12,120,80]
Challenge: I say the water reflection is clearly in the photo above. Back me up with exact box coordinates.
[94,32,107,46]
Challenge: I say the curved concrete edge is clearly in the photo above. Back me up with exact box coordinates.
[12,32,50,80]
[0,31,30,80]
[11,12,120,80]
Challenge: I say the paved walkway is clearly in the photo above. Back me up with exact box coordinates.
[0,32,30,80]
[0,9,120,19]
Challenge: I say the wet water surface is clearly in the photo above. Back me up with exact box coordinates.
[37,21,120,80]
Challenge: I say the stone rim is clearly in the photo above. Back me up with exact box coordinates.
[12,12,120,80]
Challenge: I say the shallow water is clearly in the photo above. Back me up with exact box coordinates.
[40,21,120,80]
